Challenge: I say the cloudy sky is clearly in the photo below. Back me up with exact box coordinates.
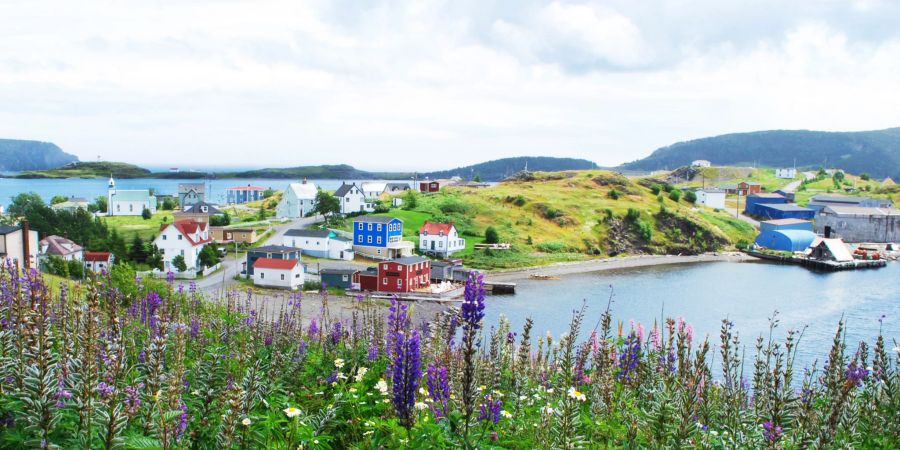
[2,0,900,171]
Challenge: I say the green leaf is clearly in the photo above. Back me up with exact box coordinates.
[124,435,162,450]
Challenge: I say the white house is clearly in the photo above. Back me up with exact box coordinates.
[252,257,304,289]
[418,221,465,258]
[0,223,39,270]
[283,229,354,260]
[691,160,711,168]
[333,182,374,215]
[39,235,83,261]
[775,168,797,179]
[108,177,157,217]
[153,219,212,273]
[360,182,387,199]
[276,179,318,219]
[695,188,727,209]
[83,251,114,273]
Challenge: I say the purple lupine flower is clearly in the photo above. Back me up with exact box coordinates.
[846,362,869,386]
[96,382,115,398]
[391,329,421,429]
[461,272,486,333]
[264,333,273,347]
[307,319,319,340]
[326,371,338,384]
[124,382,143,415]
[762,421,783,442]
[506,332,516,345]
[189,317,200,339]
[54,377,72,407]
[478,394,502,424]
[367,343,379,362]
[426,364,450,419]
[166,271,175,284]
[176,402,188,439]
[617,332,641,381]
[330,321,342,346]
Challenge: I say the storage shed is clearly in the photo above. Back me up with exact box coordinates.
[754,229,818,252]
[320,268,359,290]
[754,203,815,220]
[745,193,787,216]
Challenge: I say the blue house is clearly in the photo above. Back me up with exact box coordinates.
[319,268,359,289]
[226,185,266,204]
[755,203,815,220]
[245,245,302,275]
[353,216,403,248]
[745,193,787,216]
[352,216,414,260]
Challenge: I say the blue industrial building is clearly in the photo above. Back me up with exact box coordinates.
[245,245,302,275]
[755,203,816,220]
[744,193,787,216]
[353,216,403,248]
[755,229,818,252]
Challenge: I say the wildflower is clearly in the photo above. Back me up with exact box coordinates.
[567,387,586,402]
[349,388,357,393]
[414,402,428,410]
[500,410,512,418]
[242,418,252,426]
[846,362,869,386]
[355,367,368,381]
[762,421,783,442]
[426,364,450,419]
[478,395,502,424]
[284,407,301,418]
[391,329,421,429]
[541,406,555,415]
[375,379,389,395]
[334,358,345,369]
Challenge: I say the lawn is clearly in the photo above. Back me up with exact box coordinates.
[102,210,174,241]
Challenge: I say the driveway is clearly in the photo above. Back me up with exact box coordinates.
[195,215,323,294]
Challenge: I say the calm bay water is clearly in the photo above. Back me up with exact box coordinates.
[486,261,900,373]
[0,177,409,208]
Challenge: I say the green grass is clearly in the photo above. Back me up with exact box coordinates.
[102,211,174,241]
[677,167,794,192]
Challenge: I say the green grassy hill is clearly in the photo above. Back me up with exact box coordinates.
[15,161,152,179]
[339,170,756,269]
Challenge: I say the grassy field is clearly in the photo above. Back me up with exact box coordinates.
[677,167,794,192]
[793,172,893,205]
[336,170,757,269]
[102,210,174,241]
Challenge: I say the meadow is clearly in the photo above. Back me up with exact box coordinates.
[0,263,897,449]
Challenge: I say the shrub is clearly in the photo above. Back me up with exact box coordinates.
[172,255,187,272]
[736,239,750,250]
[484,226,500,244]
[602,208,614,221]
[637,219,653,241]
[607,189,621,200]
[668,189,682,202]
[67,259,84,280]
[535,241,569,253]
[514,195,527,207]
[860,173,871,181]
[141,207,152,220]
[438,199,468,214]
[625,208,641,223]
[650,184,663,195]
[684,191,697,204]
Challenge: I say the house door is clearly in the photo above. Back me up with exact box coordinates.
[824,226,832,238]
[431,241,435,250]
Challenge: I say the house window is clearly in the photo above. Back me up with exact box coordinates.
[367,236,372,244]
[162,235,167,240]
[368,224,373,231]
[357,223,363,230]
[357,235,362,243]
[383,278,388,285]
[376,237,382,244]
[383,264,388,270]
[129,204,133,212]
[261,272,265,279]
[295,273,300,278]
[377,224,382,231]
[281,274,285,280]
[397,279,402,287]
[178,235,183,240]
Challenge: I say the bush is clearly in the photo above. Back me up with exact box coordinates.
[438,199,468,214]
[607,189,620,200]
[625,208,641,223]
[650,184,663,195]
[860,173,871,181]
[736,239,750,250]
[141,207,152,220]
[535,241,572,253]
[161,197,176,210]
[602,208,614,221]
[45,256,69,278]
[668,189,682,202]
[513,195,526,207]
[402,190,418,210]
[484,226,500,244]
[637,220,653,241]
[67,259,84,280]
[209,212,231,227]
[172,255,187,272]
[684,191,697,204]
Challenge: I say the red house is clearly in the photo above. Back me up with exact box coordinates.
[737,182,761,196]
[355,267,379,291]
[419,181,440,193]
[378,256,431,293]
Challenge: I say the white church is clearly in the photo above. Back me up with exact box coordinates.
[107,176,157,216]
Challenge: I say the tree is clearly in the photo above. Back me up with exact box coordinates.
[263,188,276,199]
[91,196,108,214]
[161,197,176,210]
[107,229,128,261]
[313,189,341,224]
[147,244,163,271]
[484,226,499,244]
[209,212,231,227]
[684,191,697,204]
[257,207,267,221]
[198,244,220,269]
[46,256,69,278]
[67,259,84,280]
[141,207,152,220]
[472,174,481,182]
[650,184,663,195]
[50,195,68,205]
[128,235,147,264]
[171,255,187,272]
[860,173,871,181]
[401,190,418,210]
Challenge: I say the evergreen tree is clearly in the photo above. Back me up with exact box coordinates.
[128,235,147,264]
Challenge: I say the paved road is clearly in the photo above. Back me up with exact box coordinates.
[781,179,802,193]
[195,215,323,294]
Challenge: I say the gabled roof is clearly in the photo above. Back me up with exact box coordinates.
[809,194,869,204]
[361,182,387,193]
[179,202,222,215]
[284,182,318,200]
[0,225,21,235]
[333,183,358,198]
[84,251,112,262]
[252,245,300,253]
[354,216,400,224]
[159,220,211,246]
[757,203,813,212]
[178,183,206,194]
[821,205,900,216]
[253,257,300,270]
[815,238,854,262]
[391,256,430,265]
[419,221,454,235]
[40,235,83,257]
[284,229,332,238]
[384,183,411,191]
[320,268,359,275]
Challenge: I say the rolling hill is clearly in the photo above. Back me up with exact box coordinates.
[419,156,597,181]
[0,139,78,171]
[620,128,900,179]
[14,161,151,179]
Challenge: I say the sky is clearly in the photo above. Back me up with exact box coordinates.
[2,0,900,171]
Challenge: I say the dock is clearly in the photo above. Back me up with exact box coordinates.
[746,250,887,271]
[484,281,516,294]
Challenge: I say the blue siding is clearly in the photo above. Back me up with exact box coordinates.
[227,189,264,204]
[755,230,817,252]
[321,272,354,289]
[745,195,787,215]
[755,204,816,220]
[353,218,403,248]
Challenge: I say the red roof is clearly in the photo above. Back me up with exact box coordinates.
[227,185,265,191]
[160,220,212,246]
[253,257,300,270]
[84,251,112,262]
[419,221,454,235]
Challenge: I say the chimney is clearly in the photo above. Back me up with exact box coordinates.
[21,220,30,270]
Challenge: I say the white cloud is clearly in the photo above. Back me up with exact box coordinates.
[0,1,898,170]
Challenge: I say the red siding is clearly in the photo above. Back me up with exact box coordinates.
[419,181,440,193]
[377,260,431,293]
[357,272,379,291]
